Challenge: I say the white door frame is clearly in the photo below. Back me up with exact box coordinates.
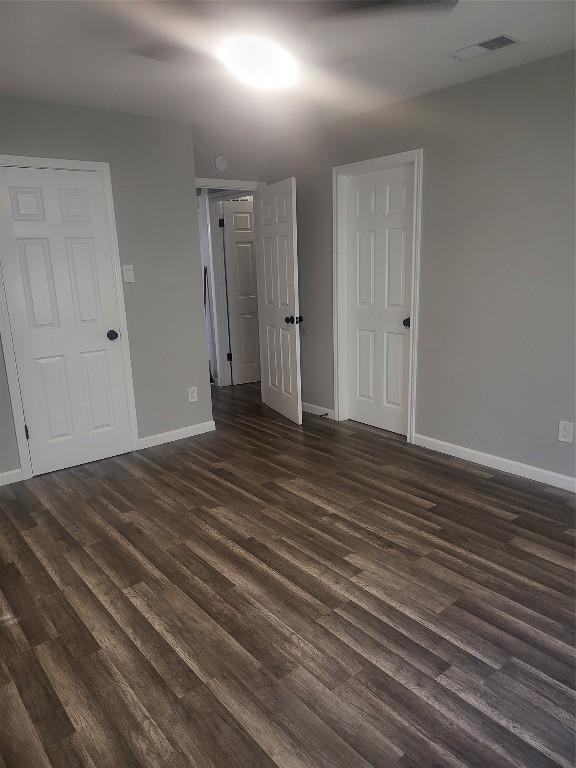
[0,154,139,479]
[196,178,266,388]
[196,178,266,192]
[332,148,423,442]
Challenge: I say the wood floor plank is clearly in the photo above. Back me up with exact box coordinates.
[0,382,573,768]
[7,650,74,748]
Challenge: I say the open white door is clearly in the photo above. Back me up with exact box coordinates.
[0,165,136,476]
[222,199,260,384]
[254,178,302,424]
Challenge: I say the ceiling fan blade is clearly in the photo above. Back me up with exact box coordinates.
[301,0,459,17]
[174,0,458,23]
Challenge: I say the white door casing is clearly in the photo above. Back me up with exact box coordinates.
[0,162,137,476]
[197,192,218,382]
[223,199,260,384]
[347,165,414,435]
[254,177,302,424]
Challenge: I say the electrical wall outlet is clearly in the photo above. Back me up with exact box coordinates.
[122,264,135,283]
[558,421,574,443]
[188,386,198,403]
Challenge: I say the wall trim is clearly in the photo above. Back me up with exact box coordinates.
[413,433,576,493]
[196,177,266,191]
[302,402,335,419]
[0,422,218,486]
[3,428,571,491]
[0,468,23,487]
[206,195,232,386]
[138,420,216,450]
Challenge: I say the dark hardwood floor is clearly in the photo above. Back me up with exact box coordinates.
[0,382,574,768]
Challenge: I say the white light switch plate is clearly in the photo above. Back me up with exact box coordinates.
[122,264,135,283]
[558,421,574,443]
[188,386,198,403]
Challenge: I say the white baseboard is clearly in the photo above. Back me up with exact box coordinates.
[0,424,217,487]
[302,402,335,419]
[413,433,575,493]
[138,420,216,450]
[0,468,23,487]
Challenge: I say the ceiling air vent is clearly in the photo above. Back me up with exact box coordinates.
[478,35,517,51]
[450,35,520,61]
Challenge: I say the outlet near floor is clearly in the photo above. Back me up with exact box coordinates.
[188,386,198,403]
[558,421,574,443]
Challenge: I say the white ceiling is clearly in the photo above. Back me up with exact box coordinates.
[0,1,573,133]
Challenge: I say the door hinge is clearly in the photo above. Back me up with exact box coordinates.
[219,217,224,228]
[24,424,29,440]
[227,352,232,362]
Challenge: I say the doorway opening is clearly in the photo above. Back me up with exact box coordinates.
[197,176,304,425]
[332,149,423,442]
[197,182,261,388]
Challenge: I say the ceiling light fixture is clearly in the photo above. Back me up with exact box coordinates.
[217,35,299,90]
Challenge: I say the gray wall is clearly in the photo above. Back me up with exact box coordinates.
[0,95,212,473]
[193,125,269,181]
[268,53,575,477]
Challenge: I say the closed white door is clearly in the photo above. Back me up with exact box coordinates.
[223,199,260,384]
[348,165,413,434]
[254,178,302,424]
[0,166,136,475]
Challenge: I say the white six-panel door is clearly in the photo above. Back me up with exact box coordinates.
[222,199,260,384]
[254,178,302,424]
[347,165,414,434]
[0,165,136,475]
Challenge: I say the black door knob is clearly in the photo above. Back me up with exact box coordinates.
[107,329,119,341]
[295,315,303,324]
[402,317,411,328]
[285,315,295,324]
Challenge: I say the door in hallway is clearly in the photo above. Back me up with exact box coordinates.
[223,199,260,384]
